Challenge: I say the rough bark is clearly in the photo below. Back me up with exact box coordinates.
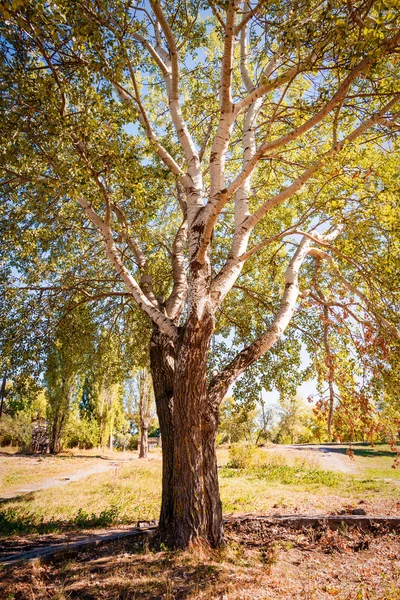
[149,328,175,540]
[150,310,224,549]
[167,313,224,549]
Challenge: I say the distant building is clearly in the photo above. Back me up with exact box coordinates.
[30,418,50,454]
[148,436,161,449]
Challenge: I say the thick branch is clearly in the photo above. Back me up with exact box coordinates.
[208,225,345,402]
[151,1,199,168]
[220,1,238,108]
[165,219,188,321]
[208,235,312,404]
[78,199,179,341]
[110,202,158,306]
[198,1,239,262]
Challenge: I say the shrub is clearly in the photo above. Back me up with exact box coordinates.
[0,413,33,449]
[128,433,139,451]
[73,505,119,527]
[112,432,128,451]
[228,443,258,469]
[64,417,100,449]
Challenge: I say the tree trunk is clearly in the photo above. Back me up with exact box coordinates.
[149,328,176,540]
[166,314,224,549]
[139,425,148,458]
[49,396,68,454]
[49,422,62,454]
[0,369,7,419]
[150,314,224,549]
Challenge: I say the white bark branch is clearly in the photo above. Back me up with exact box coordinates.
[196,1,238,263]
[208,225,344,401]
[77,199,179,341]
[151,2,199,165]
[110,202,159,307]
[208,234,314,403]
[165,219,188,321]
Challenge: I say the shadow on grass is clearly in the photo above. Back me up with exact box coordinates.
[315,446,396,459]
[0,501,120,538]
[0,492,37,506]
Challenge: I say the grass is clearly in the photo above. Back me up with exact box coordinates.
[0,458,162,537]
[0,445,399,538]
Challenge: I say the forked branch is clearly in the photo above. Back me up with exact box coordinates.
[78,199,179,341]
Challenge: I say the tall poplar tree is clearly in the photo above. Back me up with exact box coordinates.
[1,0,399,548]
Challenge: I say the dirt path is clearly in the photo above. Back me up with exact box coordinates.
[307,445,358,474]
[275,445,359,474]
[0,462,119,501]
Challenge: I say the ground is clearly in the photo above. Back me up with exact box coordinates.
[1,520,399,599]
[0,444,399,599]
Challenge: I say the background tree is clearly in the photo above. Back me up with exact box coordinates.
[218,395,259,444]
[256,393,275,444]
[1,0,399,548]
[136,368,156,459]
[45,308,95,454]
[273,395,314,444]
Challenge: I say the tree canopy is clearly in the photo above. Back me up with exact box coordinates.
[1,0,399,548]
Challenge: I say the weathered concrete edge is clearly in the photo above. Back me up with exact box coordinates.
[230,514,400,530]
[0,527,156,567]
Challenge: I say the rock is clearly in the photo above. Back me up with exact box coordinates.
[351,508,367,515]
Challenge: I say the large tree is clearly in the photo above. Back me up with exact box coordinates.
[1,0,399,548]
